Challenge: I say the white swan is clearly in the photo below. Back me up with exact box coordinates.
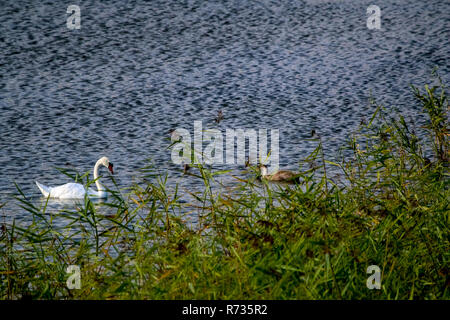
[35,157,114,199]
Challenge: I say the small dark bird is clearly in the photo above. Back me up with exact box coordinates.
[169,129,181,142]
[183,164,190,174]
[259,165,300,184]
[215,110,224,123]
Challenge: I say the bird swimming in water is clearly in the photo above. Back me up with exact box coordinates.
[259,165,301,184]
[310,129,319,139]
[169,129,181,142]
[215,110,224,123]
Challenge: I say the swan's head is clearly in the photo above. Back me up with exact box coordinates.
[259,164,268,176]
[99,156,114,174]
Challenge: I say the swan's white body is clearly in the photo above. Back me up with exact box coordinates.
[35,157,113,199]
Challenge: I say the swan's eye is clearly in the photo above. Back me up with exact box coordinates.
[108,163,114,174]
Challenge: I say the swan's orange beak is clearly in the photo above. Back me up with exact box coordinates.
[108,163,114,175]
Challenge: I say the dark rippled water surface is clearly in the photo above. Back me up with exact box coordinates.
[1,0,449,218]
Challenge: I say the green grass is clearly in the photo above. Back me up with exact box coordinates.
[0,76,448,300]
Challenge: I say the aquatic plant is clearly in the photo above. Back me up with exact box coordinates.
[0,78,448,299]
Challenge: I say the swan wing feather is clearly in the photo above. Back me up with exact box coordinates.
[268,171,300,183]
[35,181,51,198]
[46,183,86,199]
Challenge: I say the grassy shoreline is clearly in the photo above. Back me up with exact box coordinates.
[1,78,448,299]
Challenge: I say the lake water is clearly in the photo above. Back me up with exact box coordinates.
[1,0,449,221]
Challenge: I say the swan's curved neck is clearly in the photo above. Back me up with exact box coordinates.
[260,166,268,177]
[93,160,105,192]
